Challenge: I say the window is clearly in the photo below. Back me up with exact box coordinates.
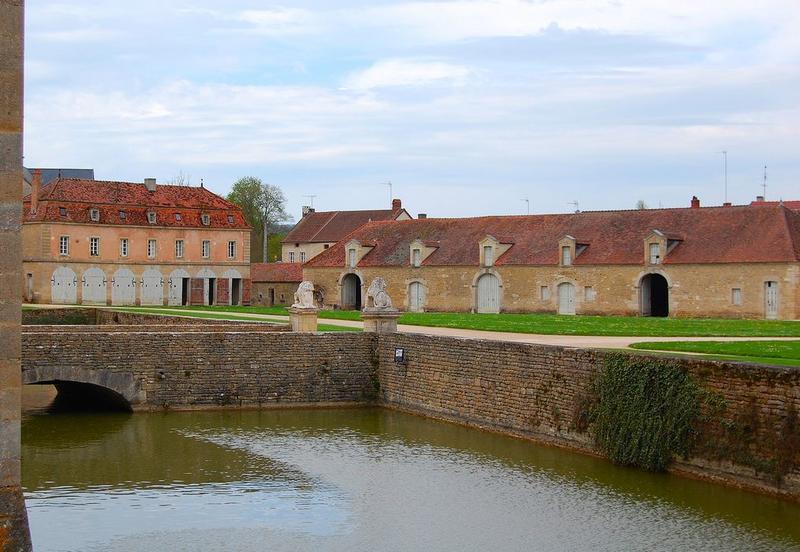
[201,214,210,226]
[119,238,129,257]
[90,208,100,221]
[412,248,421,267]
[483,245,493,267]
[202,240,211,258]
[89,237,100,256]
[175,213,182,221]
[649,243,660,264]
[147,211,156,224]
[348,248,357,268]
[227,241,236,259]
[324,244,330,249]
[175,239,184,258]
[288,251,295,263]
[561,246,572,266]
[584,286,596,302]
[147,239,156,259]
[732,288,742,306]
[119,210,127,220]
[59,235,69,256]
[59,207,67,217]
[300,251,306,263]
[227,215,234,224]
[540,286,551,301]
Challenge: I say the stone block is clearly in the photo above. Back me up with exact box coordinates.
[0,322,20,360]
[0,421,19,460]
[0,485,32,552]
[289,307,318,332]
[0,70,23,133]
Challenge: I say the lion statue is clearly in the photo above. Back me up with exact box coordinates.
[292,281,316,309]
[366,277,393,309]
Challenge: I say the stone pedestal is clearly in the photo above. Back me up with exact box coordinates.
[361,308,401,333]
[289,307,319,333]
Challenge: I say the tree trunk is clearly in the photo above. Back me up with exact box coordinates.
[262,220,269,262]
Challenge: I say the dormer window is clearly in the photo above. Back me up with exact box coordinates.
[90,208,100,222]
[483,245,494,267]
[412,248,422,267]
[119,210,126,220]
[59,207,67,217]
[227,215,234,224]
[649,243,660,264]
[175,213,182,221]
[201,213,210,226]
[561,246,572,266]
[147,211,156,224]
[348,248,357,268]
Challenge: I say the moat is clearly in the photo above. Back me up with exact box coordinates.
[21,401,800,552]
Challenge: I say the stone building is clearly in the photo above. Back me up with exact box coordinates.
[251,262,303,307]
[22,174,252,306]
[281,199,411,263]
[303,199,800,319]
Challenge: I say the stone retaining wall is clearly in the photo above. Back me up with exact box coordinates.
[22,308,280,327]
[22,324,289,333]
[377,333,800,500]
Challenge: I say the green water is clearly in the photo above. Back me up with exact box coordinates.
[22,407,800,551]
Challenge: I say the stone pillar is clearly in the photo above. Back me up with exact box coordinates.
[0,1,32,550]
[288,307,318,332]
[361,309,401,333]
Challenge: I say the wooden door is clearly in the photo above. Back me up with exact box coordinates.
[558,282,575,315]
[408,282,425,312]
[82,268,107,304]
[51,267,77,304]
[476,273,499,313]
[765,281,778,319]
[141,269,164,305]
[111,268,136,305]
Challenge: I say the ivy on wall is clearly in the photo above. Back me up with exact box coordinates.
[589,353,703,472]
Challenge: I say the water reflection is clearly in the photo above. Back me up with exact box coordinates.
[22,408,800,552]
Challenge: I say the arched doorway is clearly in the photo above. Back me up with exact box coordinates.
[408,281,426,312]
[111,268,136,305]
[82,267,107,304]
[476,273,500,313]
[341,273,362,310]
[640,273,669,317]
[557,282,576,315]
[51,266,78,304]
[168,269,190,306]
[141,268,165,305]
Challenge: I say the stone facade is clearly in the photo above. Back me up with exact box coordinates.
[251,282,297,307]
[304,262,800,319]
[0,0,32,548]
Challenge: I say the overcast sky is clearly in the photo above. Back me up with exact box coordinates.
[24,0,800,220]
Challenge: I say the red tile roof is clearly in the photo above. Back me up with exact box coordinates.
[23,178,250,229]
[251,262,303,283]
[750,200,800,211]
[306,204,800,268]
[282,207,408,244]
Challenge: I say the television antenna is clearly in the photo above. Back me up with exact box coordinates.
[521,198,530,215]
[383,181,393,206]
[568,200,580,213]
[302,194,317,208]
[720,150,728,203]
[762,165,767,199]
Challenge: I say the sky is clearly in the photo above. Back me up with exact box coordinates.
[23,0,800,220]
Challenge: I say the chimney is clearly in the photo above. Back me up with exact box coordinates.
[690,196,700,209]
[392,198,402,211]
[144,178,157,192]
[722,202,732,207]
[418,213,427,219]
[756,195,765,202]
[302,205,315,217]
[31,169,41,214]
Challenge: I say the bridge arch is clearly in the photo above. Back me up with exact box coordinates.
[23,366,142,411]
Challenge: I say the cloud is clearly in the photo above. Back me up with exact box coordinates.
[232,8,317,35]
[343,59,473,89]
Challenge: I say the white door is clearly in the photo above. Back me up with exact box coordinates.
[51,267,77,304]
[476,273,500,313]
[82,267,107,304]
[111,268,136,305]
[168,269,190,306]
[558,282,576,315]
[408,282,426,312]
[765,281,778,319]
[141,269,164,306]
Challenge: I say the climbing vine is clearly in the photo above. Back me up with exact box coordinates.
[590,353,703,472]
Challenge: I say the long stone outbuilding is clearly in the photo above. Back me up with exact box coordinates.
[303,198,800,319]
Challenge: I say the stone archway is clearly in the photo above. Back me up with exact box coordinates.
[640,273,669,317]
[341,273,362,310]
[476,273,500,313]
[23,366,142,411]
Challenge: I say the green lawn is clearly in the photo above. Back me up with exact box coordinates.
[628,340,800,367]
[175,306,800,337]
[110,307,360,332]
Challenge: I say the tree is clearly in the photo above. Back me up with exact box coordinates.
[227,177,291,263]
[635,200,649,210]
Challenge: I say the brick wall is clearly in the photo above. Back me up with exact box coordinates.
[376,333,800,500]
[23,332,378,410]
